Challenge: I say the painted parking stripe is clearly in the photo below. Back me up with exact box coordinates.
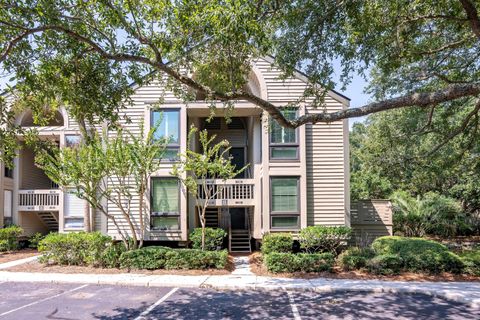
[286,290,302,320]
[134,287,179,320]
[0,284,88,317]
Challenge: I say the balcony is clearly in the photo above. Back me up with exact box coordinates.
[197,179,255,207]
[18,189,61,212]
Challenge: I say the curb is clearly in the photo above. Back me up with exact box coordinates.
[0,271,478,309]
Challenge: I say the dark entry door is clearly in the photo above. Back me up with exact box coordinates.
[230,208,246,229]
[229,147,245,178]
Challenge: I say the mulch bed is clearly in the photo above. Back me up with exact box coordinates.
[5,254,235,276]
[0,249,38,264]
[249,252,480,282]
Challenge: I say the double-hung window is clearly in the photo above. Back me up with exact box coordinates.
[151,178,180,231]
[270,177,300,229]
[269,109,299,160]
[152,109,180,161]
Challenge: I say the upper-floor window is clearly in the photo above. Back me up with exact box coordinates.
[270,176,300,229]
[269,110,299,160]
[4,165,13,179]
[151,178,180,231]
[152,109,180,161]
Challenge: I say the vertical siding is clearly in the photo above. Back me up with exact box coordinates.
[254,57,348,227]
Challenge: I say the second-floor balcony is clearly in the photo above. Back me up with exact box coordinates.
[197,179,255,207]
[18,189,61,212]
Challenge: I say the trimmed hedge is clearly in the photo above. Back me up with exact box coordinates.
[459,250,480,276]
[261,233,293,255]
[189,228,227,251]
[371,236,464,274]
[38,232,112,266]
[299,226,351,254]
[165,249,228,269]
[120,246,228,270]
[119,246,171,270]
[0,225,23,252]
[367,254,403,275]
[337,247,375,271]
[264,252,334,273]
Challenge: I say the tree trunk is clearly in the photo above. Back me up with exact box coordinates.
[201,207,207,251]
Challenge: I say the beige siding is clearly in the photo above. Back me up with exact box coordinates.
[351,200,393,245]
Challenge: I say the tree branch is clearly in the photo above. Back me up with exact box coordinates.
[459,0,480,39]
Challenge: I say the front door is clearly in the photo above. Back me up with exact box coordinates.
[230,208,246,229]
[229,147,245,178]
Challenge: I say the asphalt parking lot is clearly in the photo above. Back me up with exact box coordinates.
[0,282,477,320]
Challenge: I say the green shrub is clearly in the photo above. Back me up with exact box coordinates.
[261,233,293,254]
[0,225,23,252]
[119,246,172,270]
[298,226,352,254]
[189,228,227,251]
[367,254,404,275]
[337,247,376,271]
[164,249,228,270]
[29,232,45,249]
[264,252,334,273]
[100,242,127,268]
[459,250,480,276]
[120,247,228,270]
[38,232,112,266]
[371,236,464,274]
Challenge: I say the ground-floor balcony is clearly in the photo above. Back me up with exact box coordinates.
[197,179,255,207]
[18,189,61,212]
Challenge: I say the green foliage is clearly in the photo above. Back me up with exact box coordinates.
[189,228,227,251]
[173,126,247,250]
[298,226,352,254]
[264,252,334,273]
[261,233,293,255]
[37,125,168,249]
[371,236,464,274]
[0,225,23,252]
[392,191,471,238]
[119,247,228,270]
[366,254,404,275]
[100,242,127,268]
[29,232,46,249]
[164,249,228,270]
[458,250,480,276]
[38,232,112,266]
[337,247,376,271]
[119,246,172,270]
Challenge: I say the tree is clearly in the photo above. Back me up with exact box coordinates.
[350,106,480,214]
[1,0,480,134]
[172,126,246,250]
[37,124,168,249]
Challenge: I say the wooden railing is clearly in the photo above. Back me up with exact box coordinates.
[197,179,255,206]
[18,189,61,211]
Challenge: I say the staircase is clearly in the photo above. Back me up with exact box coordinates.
[37,212,59,231]
[230,229,251,253]
[205,208,219,227]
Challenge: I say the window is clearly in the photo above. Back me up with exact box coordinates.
[152,109,180,161]
[3,190,13,226]
[270,177,300,229]
[4,165,13,179]
[64,189,85,230]
[151,178,180,231]
[269,109,299,160]
[65,135,81,148]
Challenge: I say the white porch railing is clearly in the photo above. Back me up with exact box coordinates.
[197,179,255,206]
[18,189,61,211]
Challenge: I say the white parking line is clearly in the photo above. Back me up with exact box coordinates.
[134,287,179,320]
[286,290,302,320]
[0,284,89,317]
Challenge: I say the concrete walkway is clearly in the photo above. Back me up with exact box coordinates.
[231,256,254,275]
[0,270,479,308]
[0,255,39,270]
